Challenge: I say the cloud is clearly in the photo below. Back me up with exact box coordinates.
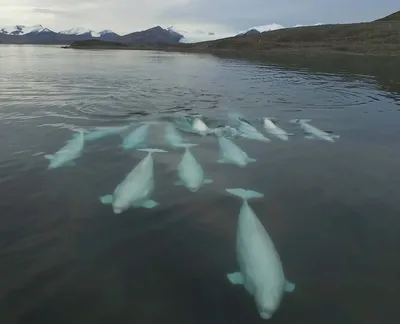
[0,0,399,35]
[159,0,400,31]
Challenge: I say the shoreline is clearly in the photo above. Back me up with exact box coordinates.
[65,21,400,57]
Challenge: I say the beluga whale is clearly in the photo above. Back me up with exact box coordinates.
[217,136,256,167]
[225,188,295,320]
[121,121,158,150]
[164,122,186,148]
[100,148,167,213]
[84,125,131,142]
[192,117,211,136]
[44,130,85,169]
[230,114,270,142]
[261,117,292,141]
[290,119,339,143]
[175,143,213,192]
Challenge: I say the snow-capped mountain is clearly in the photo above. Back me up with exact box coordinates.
[236,23,285,36]
[0,24,52,35]
[58,27,120,39]
[166,26,232,43]
[294,23,323,28]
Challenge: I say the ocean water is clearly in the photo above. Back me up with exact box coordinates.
[0,44,400,324]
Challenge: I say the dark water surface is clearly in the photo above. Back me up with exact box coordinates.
[1,45,400,324]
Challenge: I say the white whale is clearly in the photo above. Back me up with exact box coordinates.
[122,121,157,150]
[192,117,210,136]
[290,119,339,143]
[237,118,270,142]
[226,188,295,320]
[164,123,185,148]
[217,136,256,167]
[44,130,85,169]
[175,143,213,192]
[100,148,166,213]
[261,117,292,141]
[84,125,130,142]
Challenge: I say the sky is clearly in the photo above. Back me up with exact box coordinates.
[0,0,398,35]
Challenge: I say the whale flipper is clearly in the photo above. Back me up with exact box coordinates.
[44,154,54,160]
[140,199,158,209]
[100,195,113,204]
[247,157,257,163]
[227,272,244,285]
[204,179,213,184]
[284,279,295,293]
[217,158,229,164]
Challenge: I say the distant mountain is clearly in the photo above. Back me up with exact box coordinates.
[119,26,183,44]
[236,23,285,36]
[0,25,182,45]
[238,28,261,36]
[167,26,226,43]
[0,25,50,35]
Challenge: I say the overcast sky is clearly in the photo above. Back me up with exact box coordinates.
[0,0,398,34]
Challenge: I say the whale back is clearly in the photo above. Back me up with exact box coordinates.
[193,118,208,132]
[122,124,149,149]
[178,148,204,189]
[85,125,130,141]
[113,153,154,211]
[48,131,84,168]
[218,137,247,164]
[236,201,285,317]
[165,123,184,147]
[263,118,277,130]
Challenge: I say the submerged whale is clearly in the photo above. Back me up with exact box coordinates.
[84,125,131,142]
[217,136,256,167]
[45,130,85,169]
[100,148,166,213]
[122,121,157,150]
[164,122,186,148]
[234,116,271,142]
[290,119,339,143]
[226,188,295,320]
[175,143,213,192]
[261,117,292,141]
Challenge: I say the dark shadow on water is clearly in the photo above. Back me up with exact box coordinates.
[212,52,400,96]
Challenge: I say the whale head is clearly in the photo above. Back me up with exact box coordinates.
[255,287,282,320]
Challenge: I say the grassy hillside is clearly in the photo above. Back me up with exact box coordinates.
[376,10,400,21]
[183,21,400,55]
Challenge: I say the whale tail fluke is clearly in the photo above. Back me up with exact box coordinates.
[137,148,168,154]
[226,188,264,201]
[174,143,198,149]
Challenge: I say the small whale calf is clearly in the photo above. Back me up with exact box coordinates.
[261,117,292,141]
[122,122,157,150]
[226,188,295,320]
[164,123,186,148]
[217,136,256,167]
[84,125,130,142]
[290,119,339,142]
[175,143,213,192]
[100,148,166,213]
[45,130,85,169]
